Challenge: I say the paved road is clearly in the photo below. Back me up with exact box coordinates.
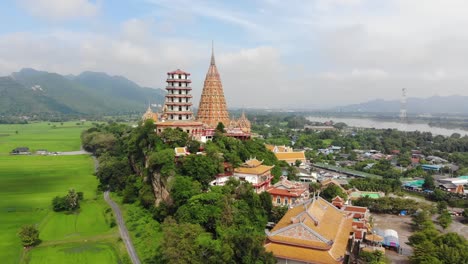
[56,150,91,155]
[104,191,141,264]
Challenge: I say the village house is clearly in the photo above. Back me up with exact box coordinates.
[11,147,30,155]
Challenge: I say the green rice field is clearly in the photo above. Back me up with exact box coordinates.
[0,121,93,154]
[24,242,120,264]
[0,123,125,263]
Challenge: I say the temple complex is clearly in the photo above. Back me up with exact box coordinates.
[155,69,204,136]
[144,45,251,141]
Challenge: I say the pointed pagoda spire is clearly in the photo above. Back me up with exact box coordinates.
[146,100,152,112]
[210,40,215,65]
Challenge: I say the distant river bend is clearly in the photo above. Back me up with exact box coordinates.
[307,116,468,137]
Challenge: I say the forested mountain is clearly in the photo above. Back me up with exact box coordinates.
[0,68,165,116]
[335,95,468,114]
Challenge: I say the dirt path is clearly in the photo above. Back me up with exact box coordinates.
[104,191,141,264]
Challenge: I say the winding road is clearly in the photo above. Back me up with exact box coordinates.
[104,191,141,264]
[92,154,140,264]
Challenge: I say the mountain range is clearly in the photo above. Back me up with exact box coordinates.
[0,68,165,116]
[334,95,468,114]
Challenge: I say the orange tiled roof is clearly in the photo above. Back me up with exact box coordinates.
[275,152,306,162]
[234,165,273,175]
[332,196,344,202]
[265,197,354,263]
[343,206,368,214]
[267,188,306,198]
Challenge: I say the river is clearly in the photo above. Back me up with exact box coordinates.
[307,116,468,137]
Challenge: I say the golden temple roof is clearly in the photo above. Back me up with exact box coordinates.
[265,196,354,263]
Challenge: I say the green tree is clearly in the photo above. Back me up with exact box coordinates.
[160,128,189,148]
[359,250,386,264]
[170,176,202,209]
[18,224,40,247]
[149,149,176,179]
[66,189,80,211]
[180,154,221,189]
[216,122,225,133]
[270,206,288,223]
[294,159,302,167]
[437,201,448,214]
[437,210,452,229]
[320,184,348,202]
[422,175,435,190]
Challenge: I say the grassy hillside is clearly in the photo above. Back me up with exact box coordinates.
[0,68,166,115]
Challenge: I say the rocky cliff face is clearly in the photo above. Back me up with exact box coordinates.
[151,172,172,206]
[140,154,172,207]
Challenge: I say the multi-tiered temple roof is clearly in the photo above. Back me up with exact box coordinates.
[196,47,230,128]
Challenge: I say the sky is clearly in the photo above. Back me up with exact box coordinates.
[1,0,468,109]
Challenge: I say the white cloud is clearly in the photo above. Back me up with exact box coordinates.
[18,0,99,20]
[6,1,468,109]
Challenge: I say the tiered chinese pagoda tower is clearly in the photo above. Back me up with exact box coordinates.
[155,69,204,136]
[164,69,194,121]
[196,46,231,128]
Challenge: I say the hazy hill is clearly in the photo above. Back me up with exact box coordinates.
[1,68,165,115]
[0,76,75,115]
[335,95,468,114]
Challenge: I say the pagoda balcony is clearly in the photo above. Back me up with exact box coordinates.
[165,102,192,106]
[164,111,193,115]
[166,79,192,83]
[166,86,192,90]
[165,94,193,98]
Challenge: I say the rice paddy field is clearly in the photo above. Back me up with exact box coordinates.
[0,121,93,155]
[0,122,126,263]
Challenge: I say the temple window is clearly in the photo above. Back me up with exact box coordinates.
[178,115,182,120]
[285,197,289,205]
[276,197,281,204]
[178,74,181,79]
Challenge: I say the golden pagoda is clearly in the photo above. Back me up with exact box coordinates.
[142,104,158,123]
[196,45,230,128]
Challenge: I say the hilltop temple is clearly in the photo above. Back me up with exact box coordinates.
[149,46,251,141]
